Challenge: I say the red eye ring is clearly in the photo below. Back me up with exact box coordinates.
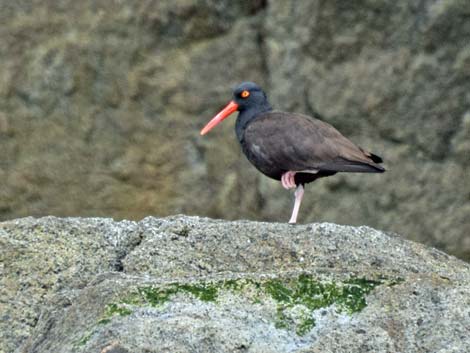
[241,90,250,98]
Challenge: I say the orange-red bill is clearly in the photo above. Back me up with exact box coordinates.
[200,100,239,135]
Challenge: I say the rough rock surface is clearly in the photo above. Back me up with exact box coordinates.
[1,216,469,353]
[0,1,469,260]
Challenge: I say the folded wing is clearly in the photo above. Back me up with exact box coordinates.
[244,112,385,174]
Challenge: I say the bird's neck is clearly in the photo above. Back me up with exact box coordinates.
[235,104,272,142]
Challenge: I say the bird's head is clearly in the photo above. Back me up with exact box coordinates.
[200,82,269,135]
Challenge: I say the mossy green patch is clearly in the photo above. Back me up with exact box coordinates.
[102,275,395,336]
[177,283,218,302]
[261,275,383,332]
[97,302,133,325]
[76,331,93,347]
[296,310,316,336]
[138,285,178,306]
[75,303,133,347]
[137,282,219,306]
[265,275,381,311]
[264,279,293,302]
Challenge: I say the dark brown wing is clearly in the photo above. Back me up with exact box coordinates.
[243,111,385,174]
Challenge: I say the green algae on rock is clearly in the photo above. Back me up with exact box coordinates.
[97,303,133,325]
[100,275,390,336]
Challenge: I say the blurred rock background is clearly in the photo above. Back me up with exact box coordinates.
[0,0,469,260]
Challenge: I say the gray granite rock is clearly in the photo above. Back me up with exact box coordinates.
[1,216,469,353]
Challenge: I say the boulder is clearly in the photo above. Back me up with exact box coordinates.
[1,216,469,352]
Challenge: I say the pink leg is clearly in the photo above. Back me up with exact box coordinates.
[289,184,304,224]
[281,171,297,189]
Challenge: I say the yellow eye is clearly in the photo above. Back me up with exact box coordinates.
[241,90,250,98]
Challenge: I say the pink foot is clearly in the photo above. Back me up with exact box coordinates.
[281,171,297,190]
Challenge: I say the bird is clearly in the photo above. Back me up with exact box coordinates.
[200,82,385,224]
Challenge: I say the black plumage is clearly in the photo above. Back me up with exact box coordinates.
[201,82,385,223]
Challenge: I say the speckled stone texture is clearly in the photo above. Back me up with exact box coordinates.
[1,216,469,353]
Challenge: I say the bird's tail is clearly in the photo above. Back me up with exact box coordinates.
[333,162,385,173]
[320,156,385,173]
[368,152,383,164]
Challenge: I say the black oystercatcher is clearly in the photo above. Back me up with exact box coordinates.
[201,82,385,223]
